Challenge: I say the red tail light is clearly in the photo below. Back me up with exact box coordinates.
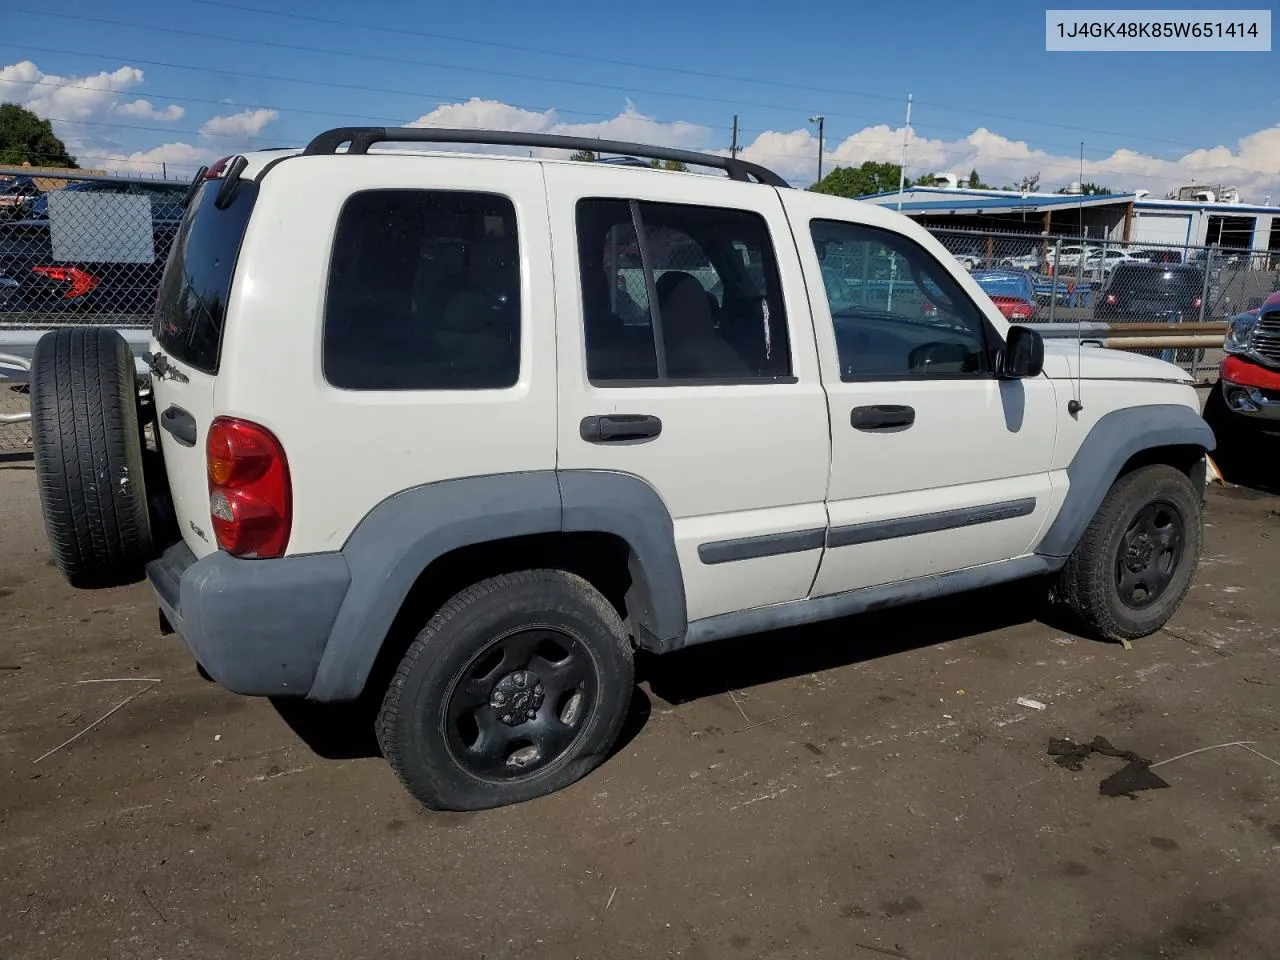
[922,301,938,316]
[1192,297,1202,310]
[32,265,98,299]
[206,417,292,558]
[1105,293,1117,305]
[204,156,232,179]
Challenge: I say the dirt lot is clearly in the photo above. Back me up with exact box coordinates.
[2,458,1279,960]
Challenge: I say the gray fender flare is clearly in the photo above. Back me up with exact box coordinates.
[308,470,685,701]
[1035,403,1216,560]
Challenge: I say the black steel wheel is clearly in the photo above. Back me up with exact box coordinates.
[1115,501,1185,610]
[377,570,634,811]
[1057,464,1203,642]
[443,627,598,781]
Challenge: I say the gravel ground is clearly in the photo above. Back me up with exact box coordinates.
[1,458,1279,960]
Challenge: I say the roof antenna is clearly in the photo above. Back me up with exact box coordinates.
[1068,139,1085,417]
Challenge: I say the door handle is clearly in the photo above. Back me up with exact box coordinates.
[850,404,915,431]
[159,404,197,447]
[580,414,662,443]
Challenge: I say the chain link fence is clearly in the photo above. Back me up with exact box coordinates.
[6,170,1277,449]
[0,167,183,450]
[927,226,1280,381]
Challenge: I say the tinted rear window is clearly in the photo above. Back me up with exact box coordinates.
[155,178,259,374]
[1111,266,1202,296]
[323,190,520,391]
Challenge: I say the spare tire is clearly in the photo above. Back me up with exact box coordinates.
[30,327,154,587]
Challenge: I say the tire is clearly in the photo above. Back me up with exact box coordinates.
[1056,464,1203,642]
[377,570,634,811]
[29,327,154,588]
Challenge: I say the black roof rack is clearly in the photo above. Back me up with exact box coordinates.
[301,127,789,188]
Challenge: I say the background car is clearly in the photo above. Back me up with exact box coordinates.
[1094,263,1204,321]
[0,176,42,222]
[1081,248,1140,281]
[971,269,1036,320]
[0,213,177,318]
[29,179,187,227]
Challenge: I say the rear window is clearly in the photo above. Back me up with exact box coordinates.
[323,190,520,391]
[1111,265,1202,295]
[155,178,259,374]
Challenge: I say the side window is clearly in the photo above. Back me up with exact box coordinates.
[324,190,520,390]
[810,219,991,380]
[576,198,791,385]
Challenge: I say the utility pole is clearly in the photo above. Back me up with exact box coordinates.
[730,114,739,159]
[896,93,912,211]
[809,115,824,184]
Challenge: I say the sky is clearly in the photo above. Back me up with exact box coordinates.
[0,0,1277,199]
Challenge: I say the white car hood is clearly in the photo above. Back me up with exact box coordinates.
[1041,340,1193,383]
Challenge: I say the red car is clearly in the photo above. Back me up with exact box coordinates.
[1210,291,1280,438]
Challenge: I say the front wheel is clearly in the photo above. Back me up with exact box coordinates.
[1055,464,1203,642]
[377,570,634,811]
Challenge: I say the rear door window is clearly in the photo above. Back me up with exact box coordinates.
[155,178,259,373]
[323,190,520,391]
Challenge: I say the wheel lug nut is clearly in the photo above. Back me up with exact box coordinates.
[534,684,543,696]
[492,691,505,705]
[527,709,537,719]
[514,673,527,688]
[501,714,512,723]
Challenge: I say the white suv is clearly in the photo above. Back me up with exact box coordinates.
[28,128,1215,811]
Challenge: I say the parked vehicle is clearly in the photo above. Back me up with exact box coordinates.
[0,215,177,317]
[0,175,42,221]
[27,130,1215,812]
[1081,248,1139,280]
[1129,248,1184,265]
[1094,264,1205,321]
[998,251,1042,271]
[971,270,1036,320]
[937,235,986,271]
[29,178,188,226]
[1206,292,1280,439]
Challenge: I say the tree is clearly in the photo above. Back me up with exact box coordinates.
[809,161,904,198]
[0,104,76,168]
[648,159,689,172]
[569,149,597,162]
[912,172,937,187]
[967,168,990,189]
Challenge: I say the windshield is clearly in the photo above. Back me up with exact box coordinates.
[154,177,259,373]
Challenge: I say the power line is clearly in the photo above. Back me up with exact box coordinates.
[2,10,892,127]
[0,75,654,131]
[189,0,1217,153]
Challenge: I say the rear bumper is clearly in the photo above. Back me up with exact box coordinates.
[147,542,351,697]
[1220,355,1280,422]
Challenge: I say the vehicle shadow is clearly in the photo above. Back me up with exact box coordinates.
[640,578,1066,706]
[270,580,1075,763]
[270,674,653,762]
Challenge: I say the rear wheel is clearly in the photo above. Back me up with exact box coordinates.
[1056,464,1202,642]
[30,327,154,587]
[377,570,634,811]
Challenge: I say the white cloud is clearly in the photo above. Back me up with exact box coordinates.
[116,99,185,122]
[0,60,185,140]
[736,122,1280,199]
[199,108,278,138]
[96,141,210,176]
[408,98,710,157]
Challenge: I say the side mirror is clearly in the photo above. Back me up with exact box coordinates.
[1001,325,1044,378]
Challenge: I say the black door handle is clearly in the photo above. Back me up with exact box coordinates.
[160,404,197,447]
[851,404,915,431]
[580,414,662,443]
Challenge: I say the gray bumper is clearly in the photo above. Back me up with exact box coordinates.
[147,542,351,697]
